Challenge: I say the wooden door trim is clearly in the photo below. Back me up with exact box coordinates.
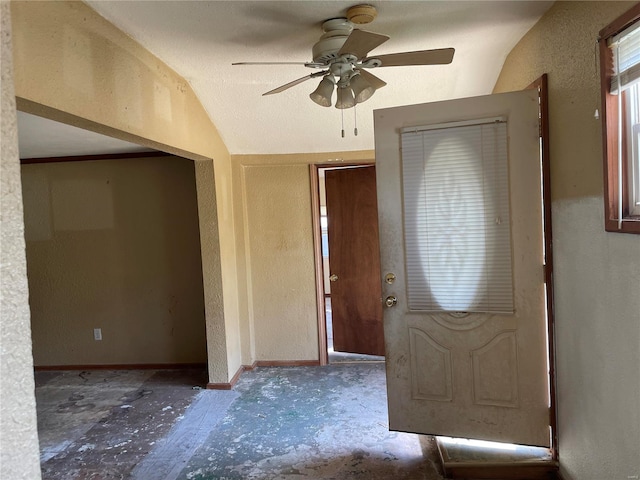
[20,150,169,164]
[310,164,328,366]
[310,162,375,366]
[442,462,559,480]
[527,73,557,461]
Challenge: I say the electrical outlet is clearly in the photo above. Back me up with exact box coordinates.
[94,328,102,341]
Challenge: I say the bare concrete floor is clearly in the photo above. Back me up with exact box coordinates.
[35,364,445,480]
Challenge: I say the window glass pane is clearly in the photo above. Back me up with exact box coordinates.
[611,23,640,92]
[628,84,640,215]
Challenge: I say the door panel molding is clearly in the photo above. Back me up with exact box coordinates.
[471,331,519,408]
[409,327,453,402]
[431,312,492,331]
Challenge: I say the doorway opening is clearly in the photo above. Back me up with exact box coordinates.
[325,296,384,363]
[18,112,209,372]
[311,164,385,365]
[17,111,213,471]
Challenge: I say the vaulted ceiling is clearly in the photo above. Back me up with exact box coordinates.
[19,1,554,156]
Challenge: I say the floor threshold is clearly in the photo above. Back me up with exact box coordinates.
[436,437,559,480]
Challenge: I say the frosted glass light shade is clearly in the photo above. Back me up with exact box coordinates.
[350,73,375,103]
[310,76,334,107]
[335,86,355,109]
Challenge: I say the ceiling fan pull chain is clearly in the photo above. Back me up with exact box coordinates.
[354,104,358,136]
[341,88,345,138]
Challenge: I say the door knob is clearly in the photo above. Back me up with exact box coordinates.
[329,274,338,282]
[385,295,398,308]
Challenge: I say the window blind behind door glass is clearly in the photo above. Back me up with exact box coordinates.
[401,121,514,313]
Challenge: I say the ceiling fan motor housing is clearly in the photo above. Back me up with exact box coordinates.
[312,18,353,64]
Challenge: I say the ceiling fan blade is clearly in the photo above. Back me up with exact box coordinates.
[233,62,308,66]
[368,48,455,67]
[358,69,387,89]
[338,29,390,59]
[262,71,327,96]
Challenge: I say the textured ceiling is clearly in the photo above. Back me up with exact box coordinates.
[22,1,554,156]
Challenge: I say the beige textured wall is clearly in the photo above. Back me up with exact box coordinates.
[11,1,215,161]
[234,152,373,363]
[194,159,240,382]
[0,2,42,478]
[10,1,241,383]
[22,156,207,366]
[209,155,242,375]
[494,2,640,479]
[244,164,318,361]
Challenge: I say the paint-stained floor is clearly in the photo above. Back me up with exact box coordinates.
[36,368,211,479]
[36,364,445,480]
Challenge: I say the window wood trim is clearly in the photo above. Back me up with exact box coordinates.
[599,4,640,234]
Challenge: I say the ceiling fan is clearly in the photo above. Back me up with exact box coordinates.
[233,4,455,110]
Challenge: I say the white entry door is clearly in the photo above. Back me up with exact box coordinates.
[374,89,550,447]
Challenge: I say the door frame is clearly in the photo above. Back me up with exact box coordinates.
[527,74,558,460]
[310,162,375,366]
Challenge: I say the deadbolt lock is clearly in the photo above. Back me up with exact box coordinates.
[385,295,398,308]
[384,273,396,284]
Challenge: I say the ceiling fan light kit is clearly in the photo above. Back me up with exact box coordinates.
[350,72,375,103]
[233,4,454,131]
[310,75,335,107]
[335,86,356,110]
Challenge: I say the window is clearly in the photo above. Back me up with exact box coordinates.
[627,83,640,216]
[599,4,640,234]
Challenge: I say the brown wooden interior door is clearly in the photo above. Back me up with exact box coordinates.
[325,166,384,356]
